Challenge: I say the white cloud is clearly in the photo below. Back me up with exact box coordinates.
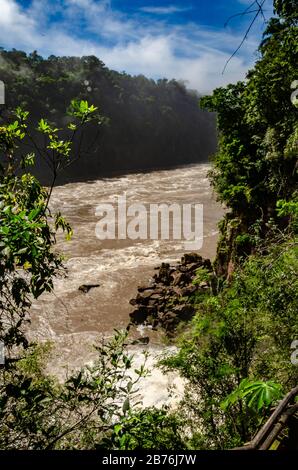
[140,5,191,15]
[0,0,36,46]
[95,35,256,94]
[0,0,263,93]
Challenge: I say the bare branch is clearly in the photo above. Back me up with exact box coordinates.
[256,0,267,22]
[224,0,259,27]
[222,0,267,74]
[224,9,261,28]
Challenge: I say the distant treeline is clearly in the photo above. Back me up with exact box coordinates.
[0,49,217,184]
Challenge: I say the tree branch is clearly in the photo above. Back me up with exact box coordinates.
[222,0,267,74]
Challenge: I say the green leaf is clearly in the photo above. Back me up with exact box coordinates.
[221,379,283,412]
[122,398,130,414]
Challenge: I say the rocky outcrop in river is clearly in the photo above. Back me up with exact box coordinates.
[129,253,213,335]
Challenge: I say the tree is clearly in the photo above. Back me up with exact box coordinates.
[201,0,297,275]
[274,0,297,21]
[0,103,182,450]
[161,1,298,450]
[0,101,100,352]
[0,48,216,184]
[161,236,298,449]
[0,330,149,449]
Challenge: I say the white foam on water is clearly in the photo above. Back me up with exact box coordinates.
[129,346,185,409]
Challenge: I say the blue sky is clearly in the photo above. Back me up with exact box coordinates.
[0,0,274,92]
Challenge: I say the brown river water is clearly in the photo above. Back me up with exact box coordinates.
[29,164,225,405]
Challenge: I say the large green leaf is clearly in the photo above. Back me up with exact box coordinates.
[221,379,283,412]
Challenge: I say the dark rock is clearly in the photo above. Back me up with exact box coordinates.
[78,284,100,293]
[148,297,163,307]
[150,293,164,300]
[138,286,155,293]
[172,272,187,286]
[180,285,197,296]
[162,312,178,324]
[137,290,155,301]
[172,286,183,296]
[178,266,188,273]
[154,263,173,285]
[185,262,200,272]
[157,304,166,313]
[172,304,194,321]
[162,312,179,330]
[128,253,213,334]
[181,253,203,266]
[129,307,149,324]
[203,259,212,270]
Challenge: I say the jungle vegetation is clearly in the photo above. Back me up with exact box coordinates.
[0,0,297,450]
[0,49,216,183]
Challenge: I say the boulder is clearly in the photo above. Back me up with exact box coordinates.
[138,285,155,293]
[172,272,187,286]
[78,284,100,293]
[181,253,203,265]
[128,253,213,334]
[185,262,200,272]
[136,290,155,301]
[203,259,212,270]
[129,307,150,324]
[180,285,197,296]
[172,304,194,321]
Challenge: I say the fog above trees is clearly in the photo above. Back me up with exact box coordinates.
[0,49,217,184]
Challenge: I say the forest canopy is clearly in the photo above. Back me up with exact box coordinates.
[0,49,216,183]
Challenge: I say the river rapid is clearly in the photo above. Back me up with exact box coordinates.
[29,164,225,406]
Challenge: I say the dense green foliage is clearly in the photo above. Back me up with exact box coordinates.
[0,101,99,352]
[0,49,216,183]
[0,0,297,451]
[162,233,298,449]
[159,0,298,450]
[0,331,150,449]
[201,0,297,274]
[104,408,185,450]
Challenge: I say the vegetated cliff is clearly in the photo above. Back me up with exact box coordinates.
[0,49,217,184]
[200,3,297,277]
[129,1,298,333]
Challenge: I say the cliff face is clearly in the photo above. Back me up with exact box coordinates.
[0,50,217,184]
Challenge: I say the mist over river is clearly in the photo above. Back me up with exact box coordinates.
[29,164,225,405]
